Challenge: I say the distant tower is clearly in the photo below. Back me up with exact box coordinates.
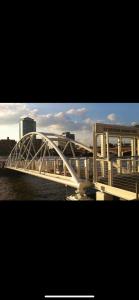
[62,132,75,140]
[19,117,36,139]
[58,132,75,149]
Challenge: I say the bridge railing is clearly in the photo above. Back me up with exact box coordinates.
[8,157,93,181]
[96,158,139,194]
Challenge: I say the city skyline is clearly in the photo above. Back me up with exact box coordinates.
[0,102,139,145]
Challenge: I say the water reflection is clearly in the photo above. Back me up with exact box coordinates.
[0,169,75,200]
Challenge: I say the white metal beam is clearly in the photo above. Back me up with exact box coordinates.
[95,182,136,200]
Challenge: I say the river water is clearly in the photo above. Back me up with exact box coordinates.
[0,156,95,201]
[0,169,77,200]
[0,156,76,200]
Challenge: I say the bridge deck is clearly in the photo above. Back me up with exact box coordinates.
[6,166,90,189]
[95,182,136,200]
[98,173,139,194]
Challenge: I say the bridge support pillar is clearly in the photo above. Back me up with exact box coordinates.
[117,136,122,173]
[96,191,113,201]
[66,193,93,201]
[66,184,93,201]
[137,138,139,172]
[131,137,136,172]
[100,134,106,157]
[118,136,122,157]
[66,191,93,201]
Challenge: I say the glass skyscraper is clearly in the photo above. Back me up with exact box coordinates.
[19,117,36,139]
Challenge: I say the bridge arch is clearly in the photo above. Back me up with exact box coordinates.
[6,132,93,192]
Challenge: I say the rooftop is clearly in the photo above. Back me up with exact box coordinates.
[20,117,35,121]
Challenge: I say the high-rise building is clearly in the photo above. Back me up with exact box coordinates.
[19,117,36,139]
[62,132,75,140]
[58,132,75,150]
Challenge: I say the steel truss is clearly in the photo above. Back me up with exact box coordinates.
[5,132,93,195]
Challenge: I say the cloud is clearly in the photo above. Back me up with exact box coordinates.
[66,107,88,115]
[107,113,117,122]
[54,112,65,118]
[0,103,29,125]
[37,115,84,132]
[131,121,139,126]
[34,109,94,145]
[0,104,93,145]
[0,103,40,126]
[83,118,94,125]
[37,113,92,132]
[75,129,93,146]
[36,107,89,132]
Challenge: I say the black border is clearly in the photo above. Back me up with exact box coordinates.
[1,97,139,299]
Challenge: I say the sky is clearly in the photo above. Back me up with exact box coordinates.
[0,102,139,146]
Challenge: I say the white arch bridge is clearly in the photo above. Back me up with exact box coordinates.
[5,132,94,200]
[6,123,139,201]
